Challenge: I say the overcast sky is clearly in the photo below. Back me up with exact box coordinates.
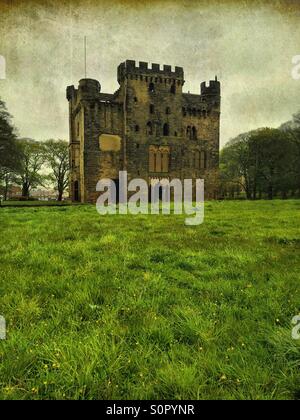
[0,0,300,147]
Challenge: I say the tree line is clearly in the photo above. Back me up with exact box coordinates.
[1,95,300,202]
[0,98,69,201]
[220,112,300,200]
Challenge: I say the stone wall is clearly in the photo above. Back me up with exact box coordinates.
[66,60,221,203]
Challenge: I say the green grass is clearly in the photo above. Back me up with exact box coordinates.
[0,200,299,400]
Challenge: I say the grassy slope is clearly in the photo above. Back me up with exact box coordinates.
[0,200,299,400]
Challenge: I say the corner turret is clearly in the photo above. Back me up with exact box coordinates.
[200,77,220,97]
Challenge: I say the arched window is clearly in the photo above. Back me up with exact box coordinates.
[192,126,197,140]
[182,107,186,116]
[161,148,169,173]
[135,125,140,132]
[146,121,153,135]
[163,123,169,136]
[150,104,154,114]
[170,84,176,94]
[156,150,162,172]
[134,97,138,102]
[149,82,155,93]
[149,146,170,173]
[166,107,171,115]
[149,146,156,172]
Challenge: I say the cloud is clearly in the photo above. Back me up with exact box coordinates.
[0,0,300,146]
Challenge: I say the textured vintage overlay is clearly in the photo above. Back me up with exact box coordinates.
[0,0,300,147]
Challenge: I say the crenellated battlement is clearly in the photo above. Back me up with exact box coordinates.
[117,60,184,83]
[200,78,220,96]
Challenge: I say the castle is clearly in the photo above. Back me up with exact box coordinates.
[66,60,221,203]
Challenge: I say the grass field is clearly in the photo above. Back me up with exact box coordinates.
[0,200,299,400]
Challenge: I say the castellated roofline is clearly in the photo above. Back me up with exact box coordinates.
[117,60,184,83]
[200,79,220,96]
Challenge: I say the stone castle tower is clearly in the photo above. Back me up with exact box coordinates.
[66,60,221,202]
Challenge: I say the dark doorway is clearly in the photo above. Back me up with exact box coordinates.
[74,180,79,202]
[113,179,120,203]
[149,82,155,93]
[163,123,169,136]
[149,183,163,202]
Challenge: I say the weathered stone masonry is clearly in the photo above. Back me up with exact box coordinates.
[66,60,221,203]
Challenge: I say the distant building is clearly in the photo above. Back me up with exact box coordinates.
[30,189,58,201]
[2,185,22,200]
[67,60,221,203]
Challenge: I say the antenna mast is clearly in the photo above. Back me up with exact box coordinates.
[84,36,87,78]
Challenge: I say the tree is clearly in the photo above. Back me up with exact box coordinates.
[0,99,21,200]
[0,99,21,172]
[220,130,262,199]
[285,128,300,196]
[43,139,69,201]
[16,139,45,199]
[220,128,296,200]
[248,129,295,200]
[279,110,300,132]
[0,169,16,201]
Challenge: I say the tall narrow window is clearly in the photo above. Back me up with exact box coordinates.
[150,104,154,114]
[74,180,79,202]
[186,126,191,139]
[135,125,140,132]
[156,150,162,172]
[170,84,176,94]
[163,123,169,136]
[166,107,171,115]
[149,82,155,93]
[200,151,207,169]
[162,148,169,173]
[195,151,200,169]
[146,121,153,135]
[192,126,197,140]
[149,147,156,172]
